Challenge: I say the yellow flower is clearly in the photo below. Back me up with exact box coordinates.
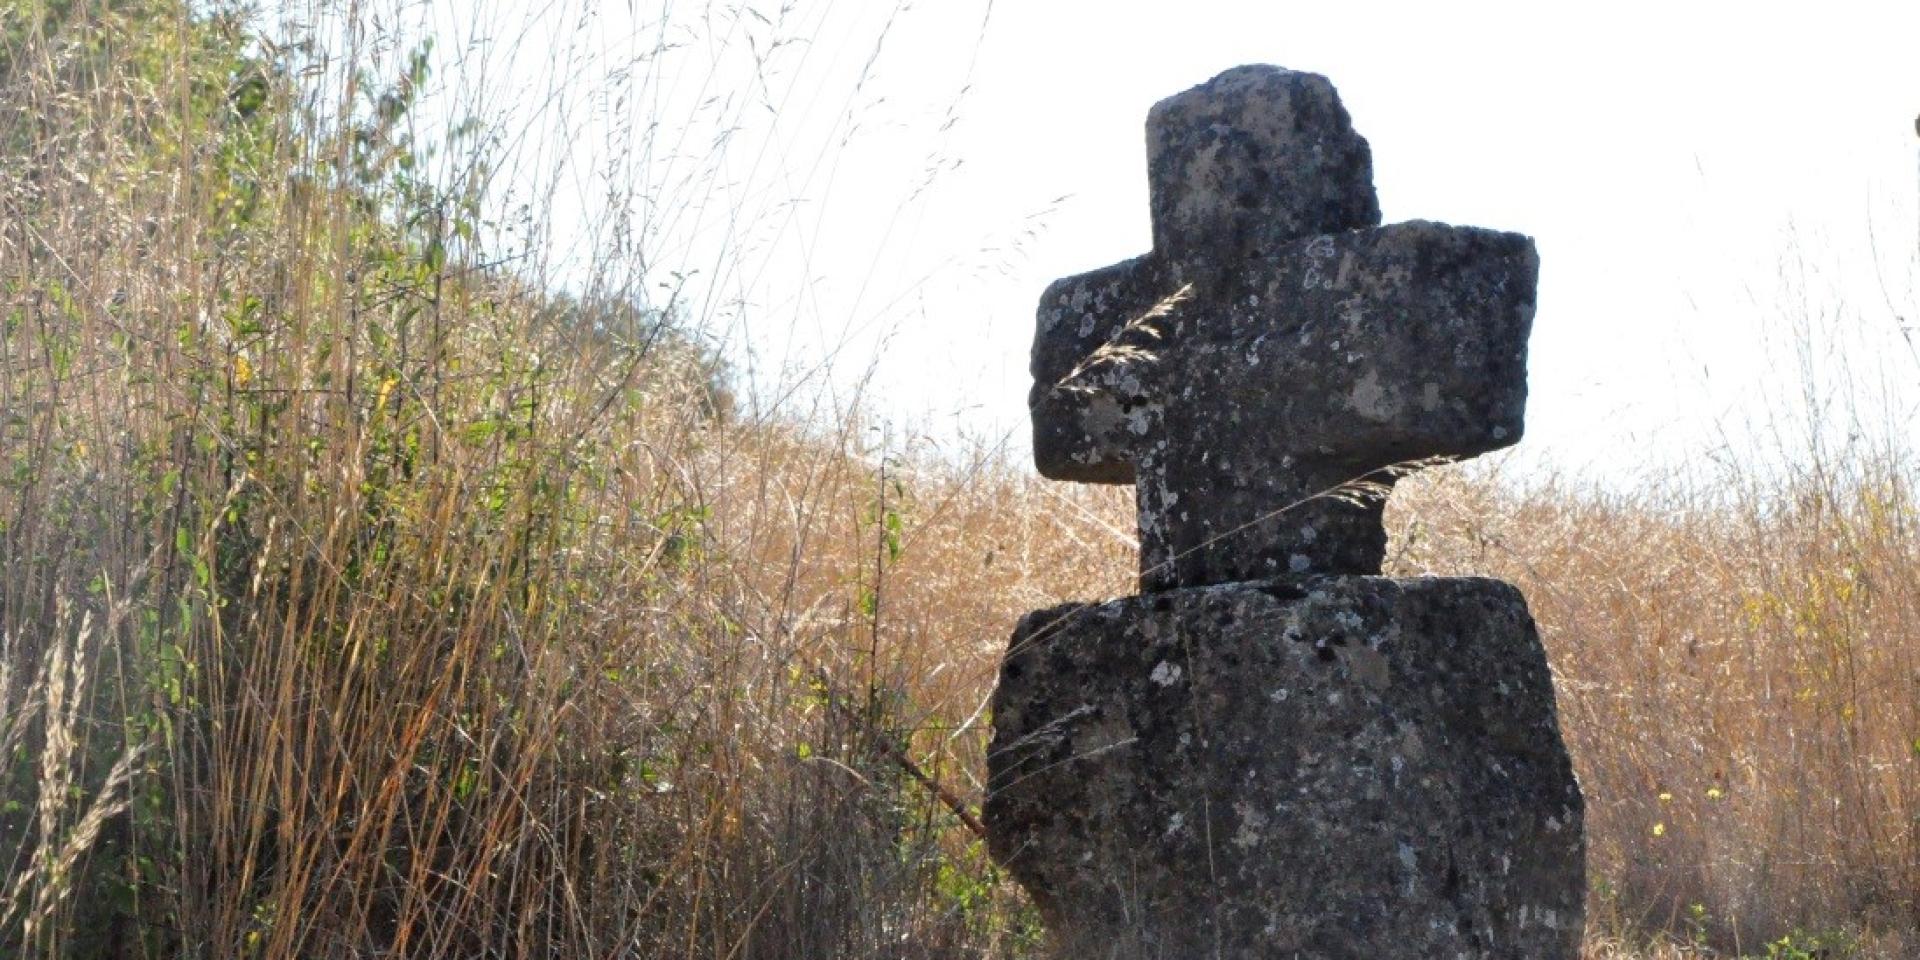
[1658,792,1672,804]
[234,354,254,387]
[1706,787,1724,801]
[1652,822,1666,837]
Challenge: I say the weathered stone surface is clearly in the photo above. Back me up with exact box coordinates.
[1136,221,1537,590]
[1029,65,1381,489]
[992,63,1583,960]
[984,577,1584,960]
[1028,65,1538,590]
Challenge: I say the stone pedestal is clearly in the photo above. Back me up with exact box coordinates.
[984,577,1583,960]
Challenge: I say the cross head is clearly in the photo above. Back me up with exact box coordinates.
[1031,66,1538,591]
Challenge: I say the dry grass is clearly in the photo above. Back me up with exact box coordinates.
[1,1,1915,958]
[1390,452,1917,959]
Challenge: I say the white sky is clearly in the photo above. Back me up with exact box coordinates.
[386,0,1920,485]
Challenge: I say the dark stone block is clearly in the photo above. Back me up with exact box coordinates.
[985,577,1584,960]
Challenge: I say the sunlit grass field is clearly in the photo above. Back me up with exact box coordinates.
[2,3,1914,957]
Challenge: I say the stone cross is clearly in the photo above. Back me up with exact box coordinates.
[1030,65,1538,590]
[989,66,1583,960]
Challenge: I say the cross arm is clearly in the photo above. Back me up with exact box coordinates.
[1028,254,1174,483]
[1136,220,1537,587]
[1188,220,1539,466]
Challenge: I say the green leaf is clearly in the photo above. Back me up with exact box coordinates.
[463,419,499,445]
[884,509,904,561]
[452,766,478,802]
